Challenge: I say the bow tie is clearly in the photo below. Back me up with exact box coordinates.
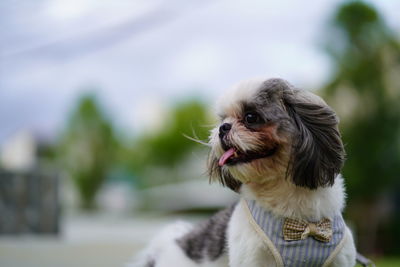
[283,217,332,242]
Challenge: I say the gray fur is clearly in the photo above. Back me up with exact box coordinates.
[282,87,345,189]
[255,78,345,189]
[176,204,235,263]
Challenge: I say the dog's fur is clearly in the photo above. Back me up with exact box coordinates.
[130,78,357,267]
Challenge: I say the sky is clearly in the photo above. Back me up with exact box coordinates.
[0,0,399,145]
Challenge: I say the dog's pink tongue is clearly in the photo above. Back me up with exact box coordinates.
[219,148,236,166]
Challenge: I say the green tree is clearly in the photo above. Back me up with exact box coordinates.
[322,1,400,254]
[59,94,117,209]
[125,99,211,188]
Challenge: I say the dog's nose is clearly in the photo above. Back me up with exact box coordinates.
[219,123,232,136]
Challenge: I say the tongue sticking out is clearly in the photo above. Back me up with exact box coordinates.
[218,148,236,166]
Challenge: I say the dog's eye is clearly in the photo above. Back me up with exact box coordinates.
[244,112,261,124]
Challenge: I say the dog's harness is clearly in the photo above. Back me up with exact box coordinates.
[243,199,348,267]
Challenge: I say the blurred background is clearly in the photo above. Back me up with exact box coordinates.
[1,0,399,266]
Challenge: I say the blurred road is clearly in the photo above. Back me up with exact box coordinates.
[0,212,205,267]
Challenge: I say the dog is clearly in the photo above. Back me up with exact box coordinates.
[130,78,359,267]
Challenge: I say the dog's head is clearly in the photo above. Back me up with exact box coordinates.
[208,78,345,192]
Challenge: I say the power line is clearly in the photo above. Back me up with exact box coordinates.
[1,1,217,61]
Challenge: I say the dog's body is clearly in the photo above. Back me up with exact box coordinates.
[130,79,357,267]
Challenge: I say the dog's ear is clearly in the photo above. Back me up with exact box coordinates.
[283,90,345,189]
[207,155,242,192]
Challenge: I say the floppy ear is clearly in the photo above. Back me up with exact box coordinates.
[283,90,345,189]
[207,155,242,192]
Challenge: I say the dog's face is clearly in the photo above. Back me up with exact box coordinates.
[208,78,345,192]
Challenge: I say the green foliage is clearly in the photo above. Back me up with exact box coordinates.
[336,1,379,42]
[323,1,400,200]
[58,93,117,209]
[322,1,400,255]
[375,258,400,267]
[342,105,400,199]
[126,99,212,188]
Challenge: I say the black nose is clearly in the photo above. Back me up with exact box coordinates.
[219,123,232,136]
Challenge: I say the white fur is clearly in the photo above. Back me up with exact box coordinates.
[228,202,278,267]
[241,176,346,221]
[216,78,266,118]
[127,221,193,267]
[330,227,357,267]
[128,221,228,267]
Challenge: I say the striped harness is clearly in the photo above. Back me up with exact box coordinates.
[244,199,347,267]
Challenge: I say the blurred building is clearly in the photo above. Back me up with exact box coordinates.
[0,130,60,235]
[0,130,37,172]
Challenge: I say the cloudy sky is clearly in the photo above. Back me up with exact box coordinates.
[1,0,399,144]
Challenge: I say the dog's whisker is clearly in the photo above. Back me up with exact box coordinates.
[183,133,211,147]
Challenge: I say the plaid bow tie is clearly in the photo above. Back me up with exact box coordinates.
[283,217,332,242]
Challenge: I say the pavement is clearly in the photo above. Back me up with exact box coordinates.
[0,178,237,267]
[0,212,205,267]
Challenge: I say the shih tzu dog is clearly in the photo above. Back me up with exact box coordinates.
[131,78,363,267]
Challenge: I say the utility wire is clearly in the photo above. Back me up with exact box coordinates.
[1,1,217,61]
